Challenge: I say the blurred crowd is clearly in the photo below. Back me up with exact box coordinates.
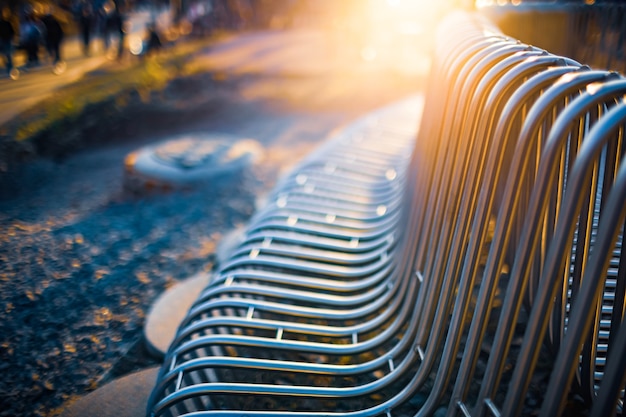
[0,0,140,79]
[0,0,371,78]
[1,3,69,77]
[177,0,411,36]
[0,0,308,78]
[73,0,126,58]
[0,0,462,79]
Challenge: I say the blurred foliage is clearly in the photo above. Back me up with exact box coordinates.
[5,36,218,147]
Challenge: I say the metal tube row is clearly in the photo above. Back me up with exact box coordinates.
[146,11,626,417]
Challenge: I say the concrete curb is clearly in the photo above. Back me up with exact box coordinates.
[60,366,159,417]
[143,272,210,358]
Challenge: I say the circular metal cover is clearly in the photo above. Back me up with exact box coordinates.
[124,133,263,192]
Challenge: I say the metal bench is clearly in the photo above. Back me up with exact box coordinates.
[146,12,626,417]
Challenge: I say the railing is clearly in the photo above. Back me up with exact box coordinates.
[145,11,626,417]
[570,2,626,72]
[481,1,626,75]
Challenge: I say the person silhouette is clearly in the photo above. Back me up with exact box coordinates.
[40,7,64,65]
[19,11,42,67]
[144,23,162,56]
[77,1,93,56]
[106,4,125,59]
[0,7,16,76]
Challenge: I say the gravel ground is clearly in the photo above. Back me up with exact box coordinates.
[0,66,422,417]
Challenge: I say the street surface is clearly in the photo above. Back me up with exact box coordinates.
[0,22,429,417]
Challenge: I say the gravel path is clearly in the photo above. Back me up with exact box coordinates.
[0,66,422,417]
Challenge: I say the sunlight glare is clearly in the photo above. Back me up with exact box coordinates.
[52,61,67,75]
[129,35,144,55]
[475,0,495,8]
[361,46,378,62]
[333,0,451,72]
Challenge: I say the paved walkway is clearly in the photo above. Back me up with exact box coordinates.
[0,7,170,127]
[0,15,431,129]
[0,36,108,127]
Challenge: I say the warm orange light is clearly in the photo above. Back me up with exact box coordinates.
[475,0,496,7]
[329,0,450,71]
[124,152,138,171]
[129,35,143,55]
[368,0,448,22]
[361,46,378,62]
[586,82,604,95]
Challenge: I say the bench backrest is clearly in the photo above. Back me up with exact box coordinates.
[145,11,626,417]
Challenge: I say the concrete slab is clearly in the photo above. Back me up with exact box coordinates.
[143,223,244,358]
[60,366,159,417]
[144,272,210,358]
[123,133,264,194]
[215,226,245,266]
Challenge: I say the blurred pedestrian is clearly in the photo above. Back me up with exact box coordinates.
[97,1,112,50]
[19,12,42,67]
[101,1,113,50]
[78,1,93,56]
[106,4,125,59]
[40,7,64,65]
[0,7,15,76]
[144,23,162,56]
